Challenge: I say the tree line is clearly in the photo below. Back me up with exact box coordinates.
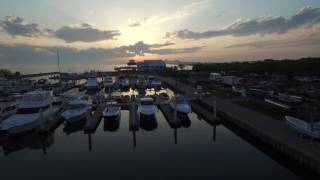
[192,58,320,74]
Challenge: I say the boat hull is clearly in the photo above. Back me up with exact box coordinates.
[64,113,87,124]
[286,116,320,139]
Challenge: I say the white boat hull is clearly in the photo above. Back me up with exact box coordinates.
[286,116,320,139]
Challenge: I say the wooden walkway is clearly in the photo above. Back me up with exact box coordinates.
[190,101,221,126]
[158,104,181,128]
[129,98,139,131]
[84,104,105,133]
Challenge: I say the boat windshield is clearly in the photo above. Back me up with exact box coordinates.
[175,97,188,104]
[16,105,50,114]
[22,93,49,101]
[141,100,153,106]
[67,104,86,110]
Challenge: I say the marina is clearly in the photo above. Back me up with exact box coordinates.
[0,73,319,179]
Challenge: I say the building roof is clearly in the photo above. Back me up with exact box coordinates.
[140,60,166,66]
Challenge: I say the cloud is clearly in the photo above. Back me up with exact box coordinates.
[129,17,149,27]
[0,16,43,37]
[166,6,320,40]
[0,41,203,64]
[128,1,206,27]
[225,37,320,49]
[53,23,121,43]
[0,16,121,43]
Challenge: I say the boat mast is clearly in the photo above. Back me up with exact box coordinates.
[57,51,61,76]
[57,51,62,88]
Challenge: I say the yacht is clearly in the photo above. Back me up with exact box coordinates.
[86,78,99,94]
[169,95,191,114]
[62,98,89,123]
[103,76,114,90]
[136,78,147,89]
[147,76,155,87]
[158,92,170,101]
[102,101,121,119]
[0,91,55,135]
[285,116,320,139]
[151,79,162,89]
[0,96,19,121]
[137,97,156,119]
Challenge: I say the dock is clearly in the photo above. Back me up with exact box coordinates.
[84,104,105,133]
[158,76,320,174]
[158,104,181,128]
[129,97,139,131]
[190,100,221,126]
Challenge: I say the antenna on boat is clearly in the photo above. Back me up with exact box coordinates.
[57,51,61,75]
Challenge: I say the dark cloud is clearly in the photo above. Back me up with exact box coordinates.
[54,23,121,43]
[0,41,203,64]
[0,16,42,37]
[0,16,121,43]
[225,37,320,49]
[166,6,320,40]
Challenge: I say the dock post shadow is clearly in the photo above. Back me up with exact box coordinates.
[88,133,92,152]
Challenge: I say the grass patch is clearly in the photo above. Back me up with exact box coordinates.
[233,99,286,120]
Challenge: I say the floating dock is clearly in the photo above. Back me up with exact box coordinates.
[191,100,221,126]
[84,104,105,133]
[158,104,181,128]
[129,97,139,131]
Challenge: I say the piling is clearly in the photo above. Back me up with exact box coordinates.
[129,96,139,131]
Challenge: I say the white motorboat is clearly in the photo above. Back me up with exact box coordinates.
[147,76,155,87]
[62,98,89,123]
[102,101,121,119]
[151,79,162,89]
[103,76,114,89]
[115,75,129,89]
[285,116,320,139]
[169,95,191,114]
[0,91,55,135]
[158,92,170,101]
[137,97,156,118]
[0,96,19,121]
[136,78,147,88]
[86,78,99,93]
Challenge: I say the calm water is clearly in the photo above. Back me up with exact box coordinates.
[0,88,301,180]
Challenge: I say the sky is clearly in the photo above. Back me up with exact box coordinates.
[0,0,320,73]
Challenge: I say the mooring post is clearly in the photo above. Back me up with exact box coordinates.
[39,108,44,131]
[174,99,177,123]
[213,125,216,142]
[88,133,92,152]
[174,128,177,144]
[86,109,91,127]
[212,100,217,120]
[133,131,137,148]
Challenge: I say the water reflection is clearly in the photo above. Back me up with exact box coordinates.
[103,118,121,132]
[179,114,191,128]
[63,119,86,135]
[139,117,158,131]
[132,131,137,148]
[88,133,92,152]
[2,131,54,156]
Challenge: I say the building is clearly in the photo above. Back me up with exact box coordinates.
[222,76,242,86]
[137,60,166,71]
